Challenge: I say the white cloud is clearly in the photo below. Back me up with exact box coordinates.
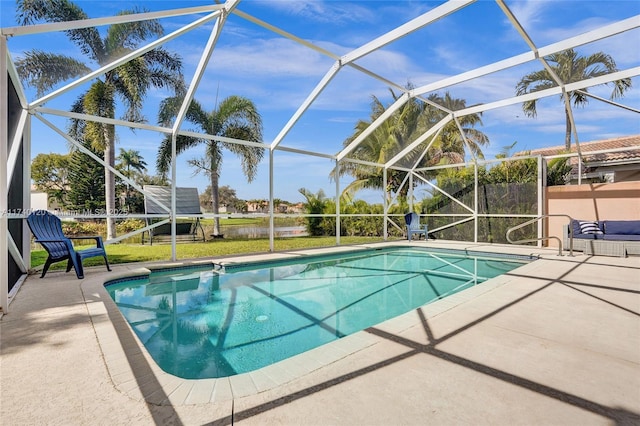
[211,39,332,77]
[581,29,640,68]
[505,0,552,32]
[257,1,376,25]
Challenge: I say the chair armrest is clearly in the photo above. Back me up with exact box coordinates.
[68,235,105,249]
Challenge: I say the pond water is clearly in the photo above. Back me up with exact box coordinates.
[221,226,308,238]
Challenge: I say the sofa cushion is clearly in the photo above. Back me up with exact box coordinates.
[571,220,579,236]
[572,220,590,235]
[603,220,640,235]
[602,234,640,241]
[578,220,604,235]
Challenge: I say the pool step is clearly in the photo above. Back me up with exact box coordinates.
[149,271,202,284]
[146,271,220,294]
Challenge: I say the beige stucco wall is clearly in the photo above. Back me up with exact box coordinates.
[546,181,640,248]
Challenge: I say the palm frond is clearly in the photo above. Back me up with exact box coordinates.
[18,0,104,62]
[185,99,210,131]
[145,52,185,95]
[156,134,208,176]
[340,179,371,202]
[217,96,263,141]
[221,137,265,182]
[67,94,86,145]
[15,51,91,97]
[157,96,183,127]
[157,96,207,130]
[105,8,163,51]
[144,49,184,78]
[82,81,115,151]
[112,56,147,114]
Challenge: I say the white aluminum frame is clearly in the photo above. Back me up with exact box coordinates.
[1,0,639,312]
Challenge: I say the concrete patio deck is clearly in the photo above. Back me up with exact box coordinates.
[1,241,639,425]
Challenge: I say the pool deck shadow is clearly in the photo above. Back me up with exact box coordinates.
[2,240,639,425]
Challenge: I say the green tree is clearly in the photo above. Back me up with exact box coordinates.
[334,87,488,201]
[516,48,631,150]
[31,152,71,206]
[298,188,328,236]
[332,199,386,237]
[424,92,488,163]
[117,148,147,179]
[16,0,184,239]
[138,173,169,187]
[546,157,572,186]
[200,185,240,213]
[422,146,576,243]
[490,159,537,184]
[156,96,264,236]
[116,148,147,212]
[247,199,268,213]
[233,199,249,214]
[67,140,105,212]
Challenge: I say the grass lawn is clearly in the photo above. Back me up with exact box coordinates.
[30,236,387,271]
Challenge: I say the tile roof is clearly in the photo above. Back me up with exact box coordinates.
[522,134,640,165]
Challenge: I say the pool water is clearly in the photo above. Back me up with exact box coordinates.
[106,247,531,379]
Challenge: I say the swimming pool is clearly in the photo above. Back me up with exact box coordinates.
[106,247,532,379]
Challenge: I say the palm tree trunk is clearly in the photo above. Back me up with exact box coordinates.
[125,165,131,212]
[211,172,221,236]
[105,141,116,239]
[564,107,572,151]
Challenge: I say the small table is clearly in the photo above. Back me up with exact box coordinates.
[584,240,626,257]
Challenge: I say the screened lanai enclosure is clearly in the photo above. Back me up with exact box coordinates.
[2,0,640,312]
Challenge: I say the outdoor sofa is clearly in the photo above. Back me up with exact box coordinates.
[564,219,640,257]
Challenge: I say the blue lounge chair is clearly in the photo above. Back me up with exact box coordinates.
[27,210,111,279]
[405,212,429,241]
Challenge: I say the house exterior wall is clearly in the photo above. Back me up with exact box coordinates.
[614,168,640,182]
[546,181,640,248]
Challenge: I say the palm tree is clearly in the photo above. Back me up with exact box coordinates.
[426,92,488,162]
[298,188,328,236]
[156,96,264,236]
[116,148,147,211]
[516,48,631,150]
[334,88,488,201]
[16,0,184,239]
[117,148,147,178]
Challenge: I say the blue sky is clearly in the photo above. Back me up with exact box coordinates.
[2,0,639,204]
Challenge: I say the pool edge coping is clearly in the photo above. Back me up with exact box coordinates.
[84,242,551,406]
